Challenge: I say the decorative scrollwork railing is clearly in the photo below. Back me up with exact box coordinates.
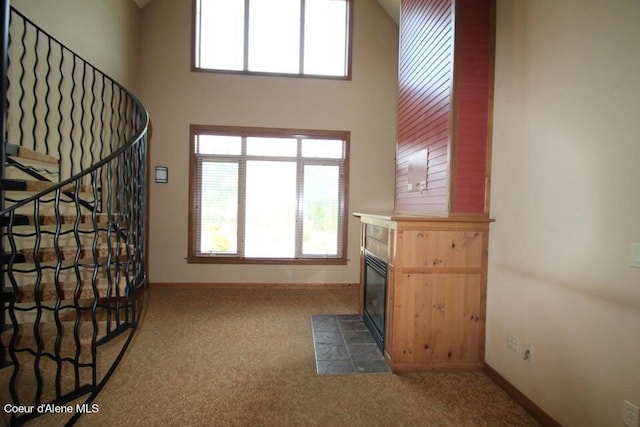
[0,1,148,425]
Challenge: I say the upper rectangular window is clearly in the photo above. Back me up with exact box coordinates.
[188,125,350,264]
[193,0,353,79]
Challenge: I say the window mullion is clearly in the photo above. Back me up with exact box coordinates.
[237,138,247,256]
[295,139,304,257]
[243,0,250,71]
[195,157,204,254]
[195,0,202,66]
[299,0,305,75]
[338,163,346,259]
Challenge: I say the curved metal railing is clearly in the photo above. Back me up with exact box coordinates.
[1,3,148,425]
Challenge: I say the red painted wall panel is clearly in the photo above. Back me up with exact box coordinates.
[395,0,454,214]
[395,0,493,215]
[452,0,494,213]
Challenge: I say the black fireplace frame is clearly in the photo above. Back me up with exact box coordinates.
[363,250,387,352]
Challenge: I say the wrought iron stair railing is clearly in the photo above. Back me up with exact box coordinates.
[0,1,148,425]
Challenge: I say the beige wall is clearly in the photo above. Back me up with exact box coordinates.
[488,1,640,425]
[139,0,399,284]
[12,1,640,424]
[11,0,141,91]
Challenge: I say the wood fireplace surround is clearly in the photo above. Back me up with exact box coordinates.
[355,0,495,372]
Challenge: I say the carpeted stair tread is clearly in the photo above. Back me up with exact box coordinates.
[2,178,94,193]
[0,212,123,227]
[0,320,122,360]
[10,276,131,303]
[18,244,134,263]
[0,329,132,427]
[6,143,59,165]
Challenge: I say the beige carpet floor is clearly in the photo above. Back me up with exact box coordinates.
[27,286,539,426]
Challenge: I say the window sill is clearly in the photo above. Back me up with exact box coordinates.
[191,66,352,81]
[186,256,348,265]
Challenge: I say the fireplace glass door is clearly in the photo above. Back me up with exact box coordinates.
[363,251,387,352]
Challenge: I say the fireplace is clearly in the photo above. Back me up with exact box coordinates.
[363,250,387,352]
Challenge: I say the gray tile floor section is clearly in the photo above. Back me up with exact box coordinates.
[311,314,390,375]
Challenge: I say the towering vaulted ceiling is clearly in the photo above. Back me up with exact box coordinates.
[376,0,400,24]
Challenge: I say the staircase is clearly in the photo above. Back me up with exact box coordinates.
[0,2,148,425]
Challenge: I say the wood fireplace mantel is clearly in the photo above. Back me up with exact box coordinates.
[355,212,493,372]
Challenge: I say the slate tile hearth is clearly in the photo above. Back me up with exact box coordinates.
[311,314,390,375]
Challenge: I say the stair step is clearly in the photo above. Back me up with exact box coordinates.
[0,212,120,227]
[0,320,125,361]
[0,330,132,424]
[1,245,134,265]
[10,277,130,303]
[1,178,94,193]
[6,143,59,165]
[1,349,99,384]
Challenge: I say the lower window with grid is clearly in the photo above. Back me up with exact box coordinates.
[188,125,350,264]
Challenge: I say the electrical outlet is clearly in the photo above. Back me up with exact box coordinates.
[506,334,519,354]
[624,401,639,427]
[523,343,533,363]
